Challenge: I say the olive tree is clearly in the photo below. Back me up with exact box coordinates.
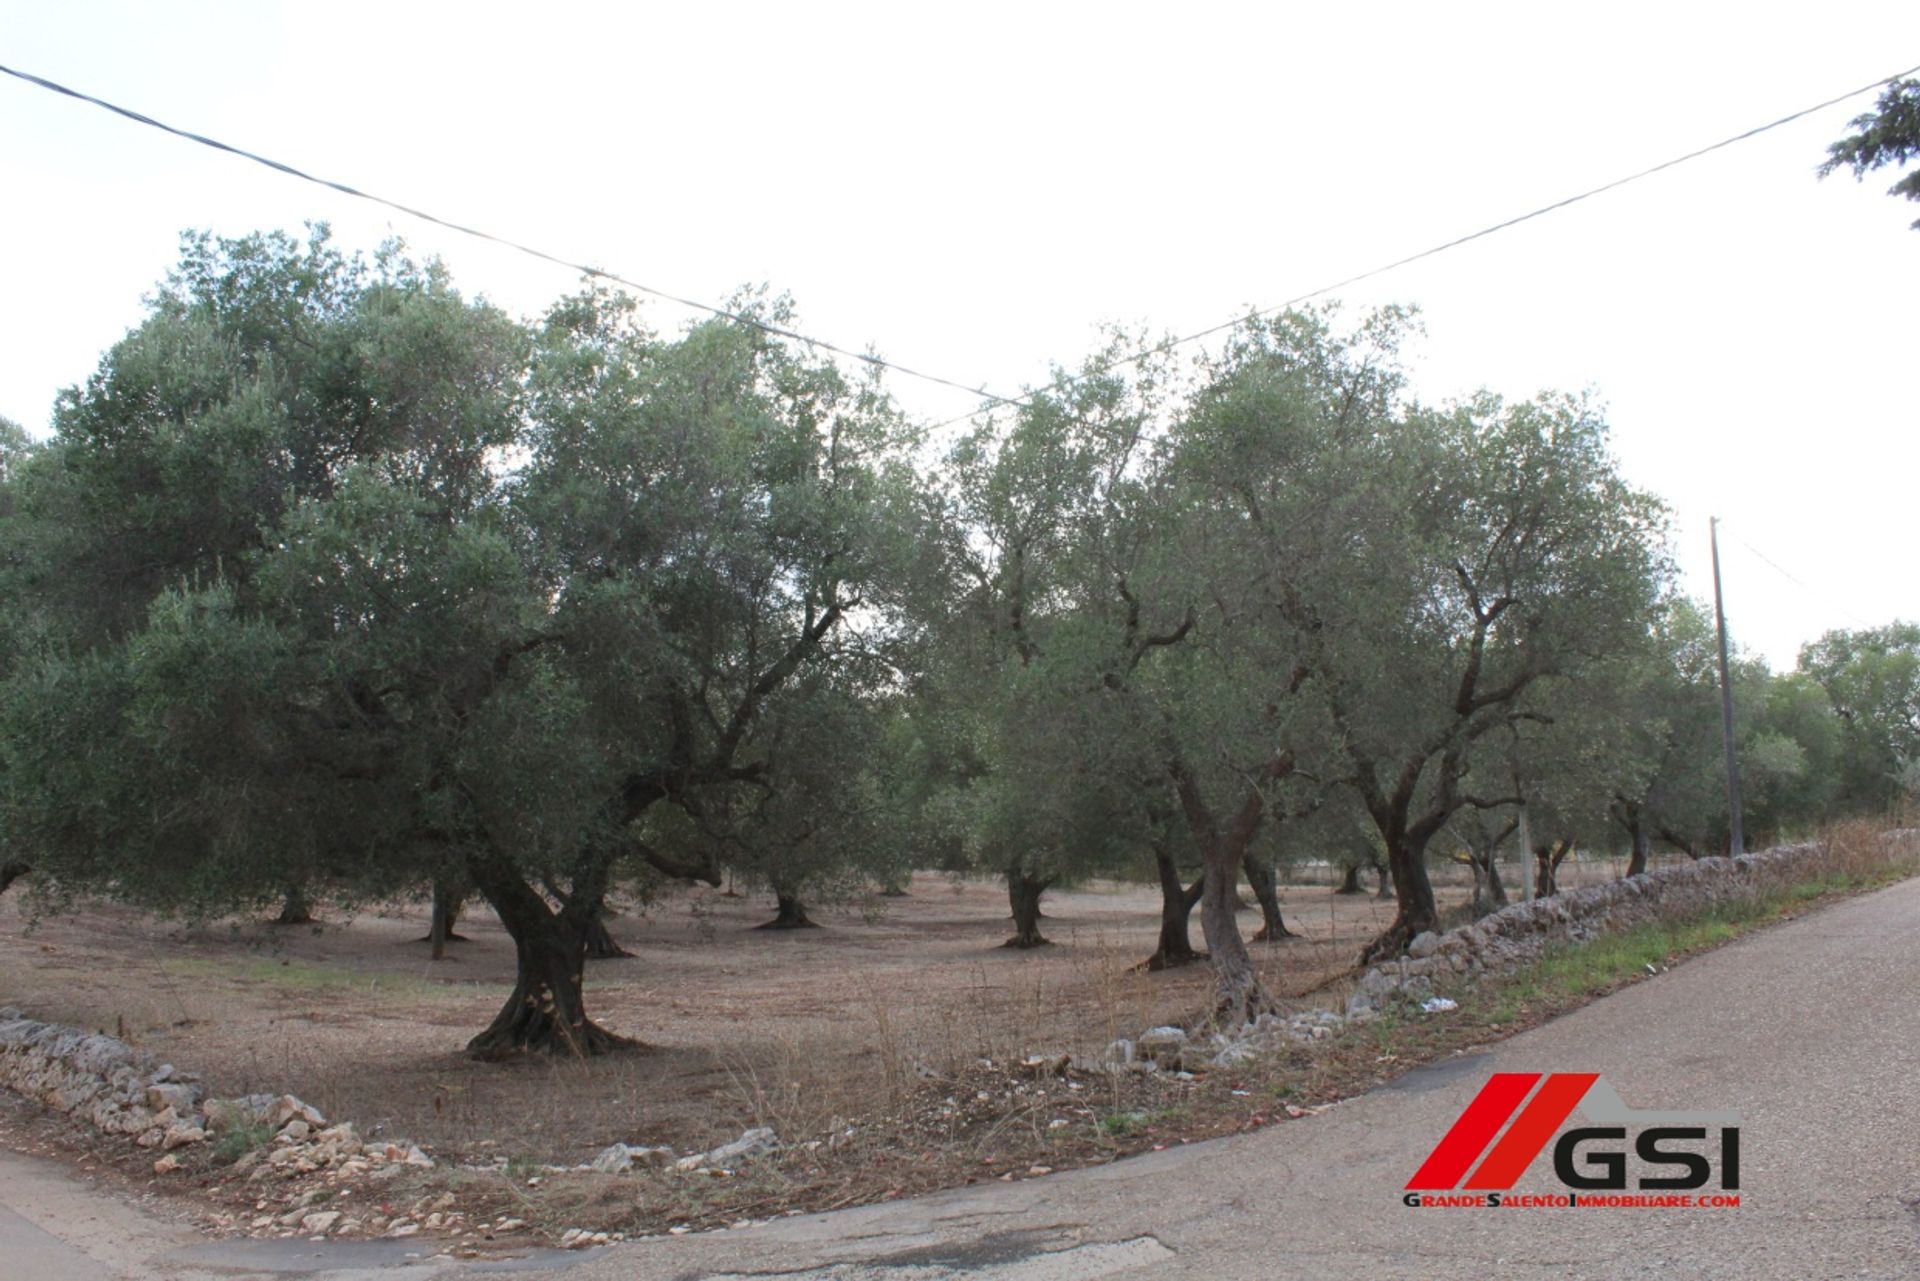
[0,232,926,1058]
[907,352,1177,949]
[1798,623,1920,814]
[1167,307,1667,961]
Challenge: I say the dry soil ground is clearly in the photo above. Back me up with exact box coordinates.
[0,857,1636,1167]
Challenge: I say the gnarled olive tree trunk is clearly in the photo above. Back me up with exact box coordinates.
[1465,816,1517,918]
[465,855,636,1059]
[273,885,315,926]
[1197,853,1266,1022]
[1144,841,1205,970]
[541,874,633,959]
[582,907,634,958]
[1168,749,1294,1025]
[1533,839,1572,898]
[1359,820,1442,964]
[1468,844,1511,917]
[423,878,471,960]
[1622,810,1652,877]
[757,891,819,930]
[1003,869,1054,949]
[1244,856,1295,941]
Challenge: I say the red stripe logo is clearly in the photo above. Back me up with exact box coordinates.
[1406,1072,1600,1190]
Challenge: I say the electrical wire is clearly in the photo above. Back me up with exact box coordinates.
[1716,519,1878,631]
[2,58,1915,431]
[926,60,1920,432]
[0,61,1009,408]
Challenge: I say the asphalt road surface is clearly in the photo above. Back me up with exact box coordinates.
[5,876,1917,1280]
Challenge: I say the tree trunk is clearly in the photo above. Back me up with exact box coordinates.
[1360,829,1440,964]
[1468,845,1512,918]
[1625,822,1651,878]
[542,876,632,959]
[1143,844,1205,970]
[424,880,469,960]
[1003,870,1053,949]
[1468,852,1492,918]
[582,910,634,958]
[1333,863,1364,895]
[465,860,636,1059]
[1198,850,1272,1024]
[1245,856,1295,941]
[756,893,820,930]
[273,886,314,926]
[1166,749,1292,1026]
[468,916,630,1059]
[1533,840,1571,898]
[1468,819,1516,918]
[0,862,29,896]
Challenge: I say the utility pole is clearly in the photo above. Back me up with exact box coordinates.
[1709,517,1745,857]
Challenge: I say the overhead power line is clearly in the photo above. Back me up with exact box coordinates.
[2,58,1916,430]
[0,61,1009,408]
[1716,519,1877,631]
[926,58,1920,433]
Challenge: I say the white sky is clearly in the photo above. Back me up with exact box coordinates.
[3,1,1917,669]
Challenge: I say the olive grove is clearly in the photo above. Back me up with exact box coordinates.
[0,226,1905,1052]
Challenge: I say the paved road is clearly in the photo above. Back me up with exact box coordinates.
[4,876,1918,1279]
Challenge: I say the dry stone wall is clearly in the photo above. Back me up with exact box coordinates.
[1103,835,1906,1073]
[1362,839,1849,1003]
[0,1006,433,1176]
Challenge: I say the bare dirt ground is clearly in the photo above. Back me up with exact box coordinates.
[0,855,1638,1168]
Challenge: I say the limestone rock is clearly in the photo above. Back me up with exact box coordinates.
[266,1095,325,1129]
[1357,968,1398,998]
[1136,1027,1188,1062]
[675,1126,777,1172]
[162,1120,207,1149]
[589,1142,673,1174]
[1209,1042,1260,1068]
[703,1126,777,1166]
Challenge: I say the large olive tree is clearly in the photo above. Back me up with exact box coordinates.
[1167,308,1668,961]
[0,232,924,1057]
